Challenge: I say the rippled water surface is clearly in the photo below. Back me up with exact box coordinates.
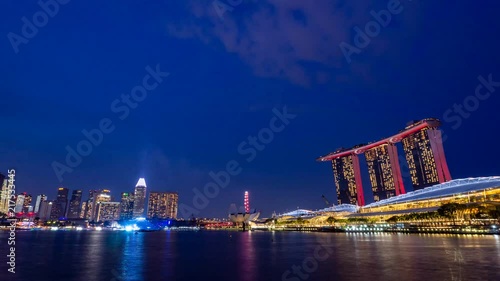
[1,230,499,281]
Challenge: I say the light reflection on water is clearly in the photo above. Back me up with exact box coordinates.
[0,231,499,281]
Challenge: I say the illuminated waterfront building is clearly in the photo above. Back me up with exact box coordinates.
[50,187,69,219]
[147,191,178,219]
[34,194,47,214]
[364,144,405,201]
[96,202,120,221]
[402,120,451,190]
[80,202,87,218]
[133,178,147,218]
[14,194,25,213]
[68,190,83,219]
[20,193,33,213]
[318,118,449,205]
[120,192,134,220]
[0,175,8,213]
[82,189,99,220]
[331,153,365,206]
[91,189,111,221]
[39,201,53,221]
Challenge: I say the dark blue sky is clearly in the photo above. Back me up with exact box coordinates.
[1,1,499,218]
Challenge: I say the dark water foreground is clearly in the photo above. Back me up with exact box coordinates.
[0,230,499,281]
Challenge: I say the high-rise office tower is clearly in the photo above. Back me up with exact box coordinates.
[50,187,69,220]
[80,202,87,218]
[402,120,451,190]
[82,189,99,220]
[133,178,147,218]
[68,190,83,219]
[34,194,47,214]
[22,193,32,213]
[39,201,53,221]
[96,202,121,221]
[119,192,134,220]
[147,191,178,219]
[91,190,111,221]
[331,154,365,206]
[14,194,25,213]
[0,174,7,213]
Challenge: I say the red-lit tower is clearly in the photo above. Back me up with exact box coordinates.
[244,191,249,213]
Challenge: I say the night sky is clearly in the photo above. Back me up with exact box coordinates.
[1,1,499,218]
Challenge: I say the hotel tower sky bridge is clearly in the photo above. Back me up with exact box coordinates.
[317,118,452,206]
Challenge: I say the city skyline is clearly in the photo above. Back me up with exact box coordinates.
[2,1,500,219]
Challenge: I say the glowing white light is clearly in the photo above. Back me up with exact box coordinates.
[76,227,83,231]
[50,227,58,231]
[136,217,146,221]
[125,226,133,232]
[95,227,102,231]
[136,178,147,187]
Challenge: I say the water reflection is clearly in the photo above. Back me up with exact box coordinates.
[237,231,257,281]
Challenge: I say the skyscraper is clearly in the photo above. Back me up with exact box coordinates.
[331,155,365,206]
[119,192,134,220]
[91,190,111,221]
[82,189,99,220]
[133,178,147,218]
[34,194,47,214]
[14,194,25,213]
[39,201,53,221]
[147,191,178,219]
[22,193,32,213]
[68,190,83,219]
[50,187,69,220]
[0,174,7,214]
[364,144,405,201]
[402,121,451,190]
[96,202,121,221]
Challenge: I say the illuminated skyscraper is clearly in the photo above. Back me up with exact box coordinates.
[96,202,120,221]
[133,178,147,218]
[331,154,365,206]
[82,189,99,220]
[14,194,25,213]
[50,187,69,220]
[119,192,134,220]
[20,193,32,213]
[68,190,83,219]
[364,144,405,201]
[147,191,178,219]
[402,121,451,190]
[91,190,111,221]
[0,175,8,213]
[80,202,87,219]
[39,201,53,221]
[34,194,47,214]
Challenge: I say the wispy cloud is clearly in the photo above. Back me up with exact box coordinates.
[167,0,419,87]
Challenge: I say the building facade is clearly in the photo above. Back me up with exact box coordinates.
[0,174,8,214]
[402,123,451,190]
[331,155,365,206]
[68,190,83,219]
[120,192,134,220]
[50,187,69,219]
[34,194,47,214]
[96,202,121,221]
[147,192,178,219]
[133,178,147,218]
[39,201,53,221]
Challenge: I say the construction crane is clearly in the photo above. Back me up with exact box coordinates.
[321,195,332,207]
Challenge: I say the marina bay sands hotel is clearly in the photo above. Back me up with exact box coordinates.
[317,118,451,206]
